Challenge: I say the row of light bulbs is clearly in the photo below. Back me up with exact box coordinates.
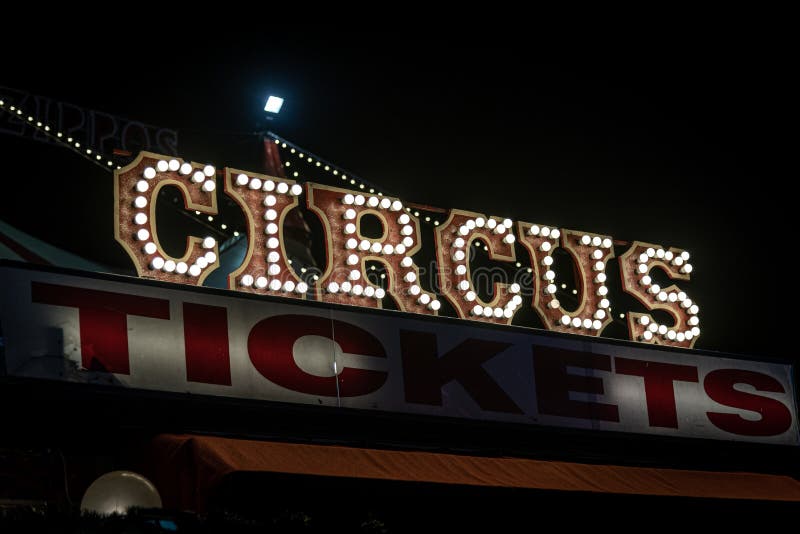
[272,136,446,226]
[0,99,116,171]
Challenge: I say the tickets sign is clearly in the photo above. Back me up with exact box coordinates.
[0,263,795,445]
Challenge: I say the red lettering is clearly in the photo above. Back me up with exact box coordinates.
[400,330,522,413]
[183,303,231,385]
[615,357,698,428]
[31,282,170,374]
[705,369,792,437]
[248,314,387,397]
[533,345,619,422]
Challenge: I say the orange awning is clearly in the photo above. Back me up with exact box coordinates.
[147,434,800,511]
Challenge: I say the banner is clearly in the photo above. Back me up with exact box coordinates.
[1,261,796,445]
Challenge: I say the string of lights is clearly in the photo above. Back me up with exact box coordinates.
[0,98,116,172]
[267,132,445,227]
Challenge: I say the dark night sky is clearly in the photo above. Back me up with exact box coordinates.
[1,27,793,359]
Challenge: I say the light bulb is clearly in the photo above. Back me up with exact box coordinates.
[163,260,176,272]
[176,262,188,274]
[581,235,591,245]
[205,252,217,263]
[267,237,279,249]
[188,265,201,277]
[401,257,413,268]
[276,182,289,194]
[473,305,484,316]
[510,283,520,293]
[137,229,150,241]
[236,174,249,186]
[455,264,467,275]
[268,264,280,276]
[134,213,147,225]
[168,159,180,171]
[375,288,386,299]
[196,257,208,269]
[465,291,476,301]
[157,160,169,172]
[572,317,582,328]
[458,280,469,291]
[134,196,147,208]
[267,251,280,263]
[179,163,192,175]
[475,217,486,228]
[529,225,540,236]
[370,242,382,253]
[483,307,494,318]
[602,238,612,248]
[542,256,553,266]
[541,227,551,237]
[203,165,215,177]
[143,167,156,179]
[240,274,254,287]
